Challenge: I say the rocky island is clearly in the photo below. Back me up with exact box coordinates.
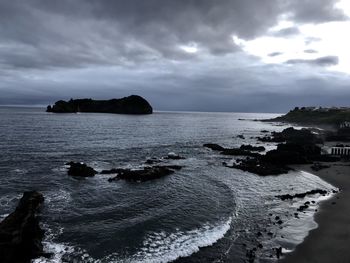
[46,95,153,114]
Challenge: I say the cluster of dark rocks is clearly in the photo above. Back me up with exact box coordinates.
[107,166,180,182]
[276,189,329,201]
[257,127,322,144]
[206,127,340,176]
[326,127,350,142]
[226,158,291,176]
[0,191,48,263]
[204,143,265,157]
[66,153,184,182]
[66,161,98,177]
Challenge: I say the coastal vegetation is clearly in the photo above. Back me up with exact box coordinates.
[269,107,350,126]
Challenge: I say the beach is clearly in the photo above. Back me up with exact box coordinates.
[281,162,350,263]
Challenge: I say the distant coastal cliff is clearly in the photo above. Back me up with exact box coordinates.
[268,107,350,126]
[46,95,153,114]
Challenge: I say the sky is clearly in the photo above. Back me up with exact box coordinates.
[1,0,350,113]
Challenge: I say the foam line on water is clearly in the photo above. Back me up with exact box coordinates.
[123,216,232,263]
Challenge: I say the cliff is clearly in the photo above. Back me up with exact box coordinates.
[268,107,350,127]
[46,95,153,114]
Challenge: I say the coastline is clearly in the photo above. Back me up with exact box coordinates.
[280,162,350,263]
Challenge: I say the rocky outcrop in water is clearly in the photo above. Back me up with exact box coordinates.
[240,145,265,152]
[221,127,342,176]
[276,189,329,200]
[203,144,225,151]
[47,95,153,115]
[0,191,46,263]
[107,165,180,182]
[164,152,185,160]
[67,162,97,177]
[262,142,321,165]
[221,148,261,157]
[227,158,291,176]
[204,144,262,157]
[258,127,322,144]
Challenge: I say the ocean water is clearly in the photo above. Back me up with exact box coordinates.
[0,107,336,263]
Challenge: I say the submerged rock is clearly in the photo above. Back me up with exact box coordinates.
[0,191,46,263]
[67,162,97,177]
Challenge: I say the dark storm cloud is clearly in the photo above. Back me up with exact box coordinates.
[0,0,349,112]
[304,49,318,54]
[286,0,348,23]
[271,27,300,37]
[0,0,347,70]
[1,53,350,113]
[268,52,283,57]
[286,56,339,67]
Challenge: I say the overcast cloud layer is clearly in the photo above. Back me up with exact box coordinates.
[0,0,349,112]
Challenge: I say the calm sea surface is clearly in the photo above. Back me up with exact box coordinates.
[0,107,335,262]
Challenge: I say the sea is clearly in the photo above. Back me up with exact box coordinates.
[0,107,336,263]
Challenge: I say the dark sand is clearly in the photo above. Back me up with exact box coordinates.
[280,162,350,263]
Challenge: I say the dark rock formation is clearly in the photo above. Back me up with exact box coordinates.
[276,189,328,200]
[67,162,97,177]
[164,152,185,160]
[0,191,46,263]
[100,168,126,175]
[203,144,225,151]
[240,144,265,152]
[258,127,322,144]
[226,158,291,176]
[204,143,262,157]
[47,95,153,115]
[221,148,261,158]
[262,142,321,165]
[145,158,163,165]
[108,166,179,182]
[326,127,350,142]
[275,247,283,259]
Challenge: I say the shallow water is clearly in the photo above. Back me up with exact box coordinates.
[0,107,335,262]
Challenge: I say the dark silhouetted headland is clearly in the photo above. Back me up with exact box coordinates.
[268,107,350,126]
[46,95,153,114]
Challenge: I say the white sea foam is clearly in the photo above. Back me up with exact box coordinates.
[121,217,232,263]
[44,189,72,213]
[13,168,28,174]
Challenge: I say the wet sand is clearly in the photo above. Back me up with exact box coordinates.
[281,162,350,263]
